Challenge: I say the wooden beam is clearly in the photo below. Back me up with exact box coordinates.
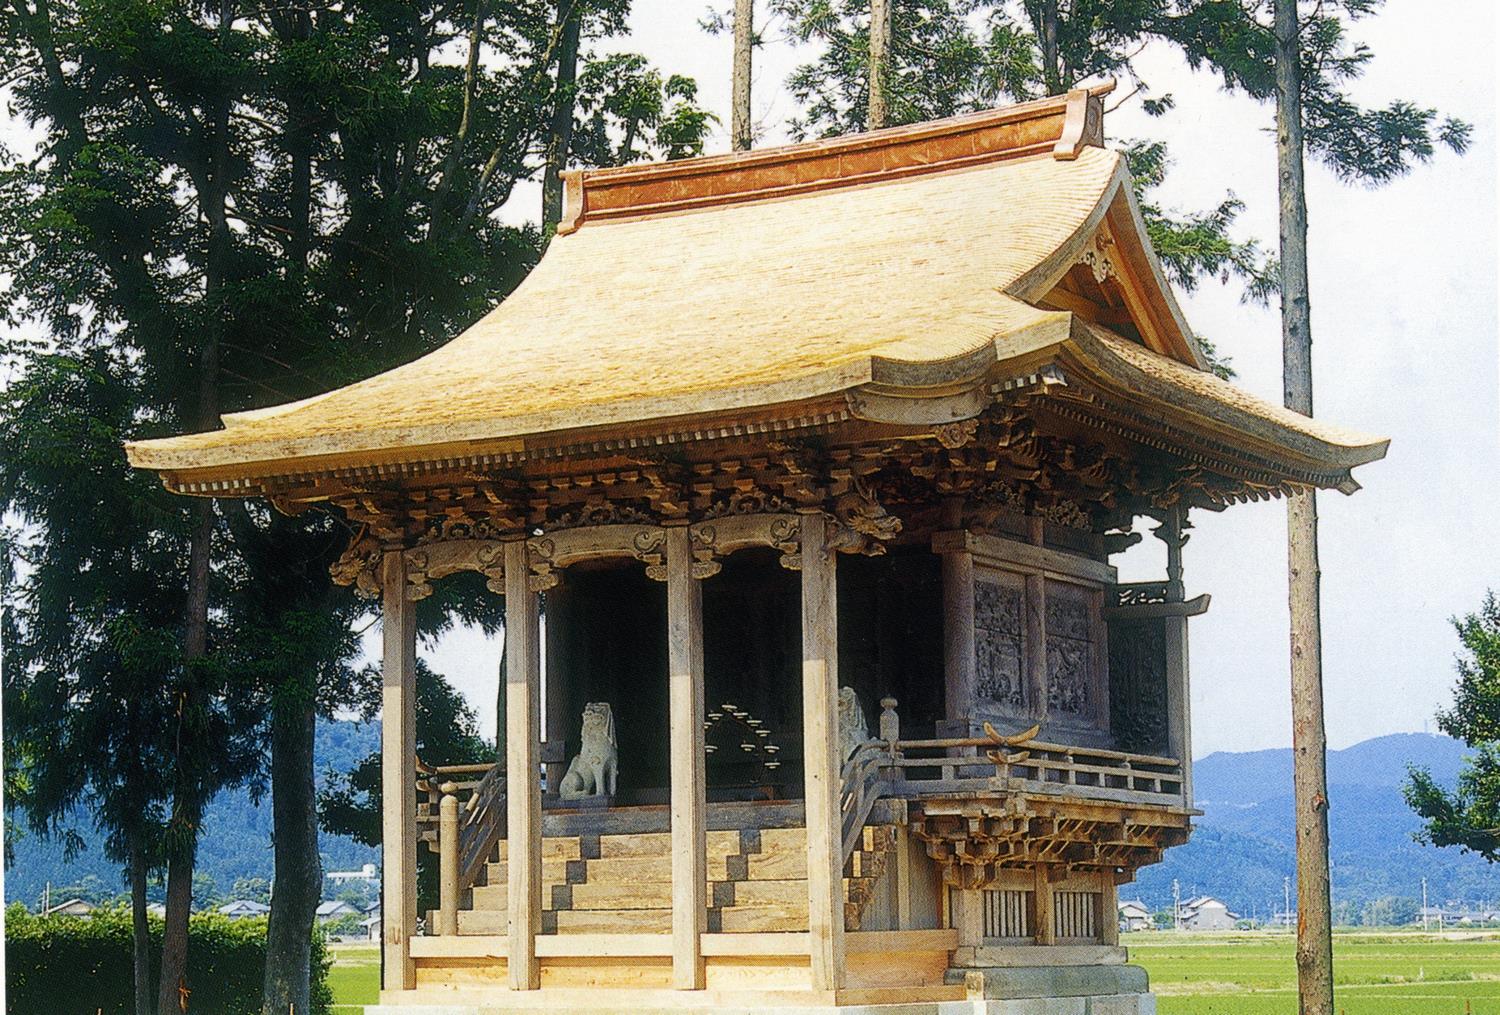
[380,550,417,990]
[800,516,845,990]
[666,525,708,989]
[504,540,542,990]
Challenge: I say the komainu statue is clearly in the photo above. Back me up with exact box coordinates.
[837,687,870,761]
[559,702,618,799]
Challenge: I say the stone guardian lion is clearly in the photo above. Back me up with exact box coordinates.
[559,702,618,800]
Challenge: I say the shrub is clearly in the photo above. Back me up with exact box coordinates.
[5,903,332,1015]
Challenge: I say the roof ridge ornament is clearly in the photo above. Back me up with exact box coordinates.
[556,81,1116,235]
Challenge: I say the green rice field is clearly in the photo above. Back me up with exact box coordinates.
[1126,931,1500,1015]
[326,932,1500,1013]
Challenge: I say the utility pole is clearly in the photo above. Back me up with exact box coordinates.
[1273,1,1335,1011]
[1284,876,1292,931]
[1172,879,1181,932]
[730,0,754,151]
[867,0,891,129]
[1422,878,1429,932]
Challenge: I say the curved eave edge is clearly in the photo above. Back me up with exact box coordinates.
[1059,322,1389,488]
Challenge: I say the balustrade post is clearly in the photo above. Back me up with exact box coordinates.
[438,789,459,936]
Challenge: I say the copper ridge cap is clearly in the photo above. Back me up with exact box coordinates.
[556,78,1117,234]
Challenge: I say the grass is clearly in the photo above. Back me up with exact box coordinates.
[1126,930,1500,1015]
[326,941,380,1012]
[324,932,1500,1013]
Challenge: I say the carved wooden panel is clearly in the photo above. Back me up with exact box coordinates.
[1044,582,1094,719]
[1107,616,1168,754]
[973,576,1025,712]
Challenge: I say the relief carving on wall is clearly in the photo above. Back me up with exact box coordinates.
[973,578,1025,711]
[1045,589,1093,717]
[1108,618,1169,754]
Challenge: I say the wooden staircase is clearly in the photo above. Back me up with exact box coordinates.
[434,821,899,935]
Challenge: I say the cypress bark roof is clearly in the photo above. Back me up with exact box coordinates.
[125,88,1386,489]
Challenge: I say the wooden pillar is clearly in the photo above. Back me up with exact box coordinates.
[1098,872,1120,947]
[504,540,542,990]
[543,583,572,792]
[951,888,983,952]
[940,547,975,735]
[380,551,417,990]
[1164,614,1193,806]
[800,516,845,990]
[1025,573,1048,724]
[1033,867,1056,946]
[666,526,708,989]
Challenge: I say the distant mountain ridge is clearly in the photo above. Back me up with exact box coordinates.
[5,720,382,908]
[1133,733,1496,917]
[7,728,1495,918]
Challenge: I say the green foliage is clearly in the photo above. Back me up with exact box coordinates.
[574,56,719,165]
[1406,592,1500,862]
[3,903,332,1015]
[766,0,1275,336]
[0,2,710,1002]
[321,663,490,914]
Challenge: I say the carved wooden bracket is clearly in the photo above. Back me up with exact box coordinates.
[403,539,506,600]
[526,524,667,590]
[329,533,385,601]
[911,800,1191,889]
[826,476,903,557]
[688,513,801,576]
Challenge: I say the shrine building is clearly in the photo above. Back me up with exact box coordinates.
[127,84,1386,1014]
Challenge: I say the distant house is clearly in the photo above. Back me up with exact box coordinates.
[43,898,94,918]
[218,899,271,920]
[1180,896,1238,931]
[1118,900,1153,933]
[316,900,361,922]
[326,862,379,885]
[361,913,382,942]
[146,903,166,918]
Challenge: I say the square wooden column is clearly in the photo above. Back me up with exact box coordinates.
[1164,614,1193,806]
[380,551,417,991]
[939,545,976,734]
[504,540,542,990]
[800,516,845,991]
[666,526,707,989]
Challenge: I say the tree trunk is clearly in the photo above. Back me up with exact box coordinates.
[542,1,582,230]
[731,0,754,150]
[262,690,323,1015]
[159,498,214,1015]
[867,0,891,129]
[131,842,152,1015]
[1038,0,1062,95]
[156,847,195,1014]
[1273,2,1335,1013]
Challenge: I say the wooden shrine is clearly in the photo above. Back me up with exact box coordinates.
[128,83,1387,1015]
